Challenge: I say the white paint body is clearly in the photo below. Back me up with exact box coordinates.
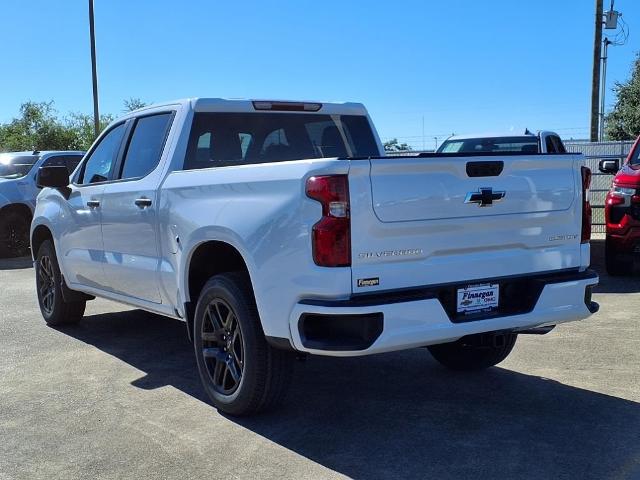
[32,99,597,356]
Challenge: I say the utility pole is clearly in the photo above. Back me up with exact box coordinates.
[88,0,100,139]
[590,0,604,141]
[599,38,611,141]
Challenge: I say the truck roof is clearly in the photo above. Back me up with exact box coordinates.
[0,150,85,157]
[444,130,558,141]
[124,98,369,117]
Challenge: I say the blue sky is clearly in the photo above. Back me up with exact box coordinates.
[1,0,639,147]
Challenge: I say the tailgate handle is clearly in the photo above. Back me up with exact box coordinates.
[466,161,504,177]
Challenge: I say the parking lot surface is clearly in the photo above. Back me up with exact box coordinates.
[1,240,639,480]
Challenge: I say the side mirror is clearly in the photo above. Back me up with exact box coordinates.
[599,159,620,175]
[37,166,70,188]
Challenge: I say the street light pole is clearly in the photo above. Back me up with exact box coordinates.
[88,0,100,139]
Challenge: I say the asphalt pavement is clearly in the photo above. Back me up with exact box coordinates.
[1,240,638,480]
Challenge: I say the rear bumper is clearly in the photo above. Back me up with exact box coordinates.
[288,269,599,356]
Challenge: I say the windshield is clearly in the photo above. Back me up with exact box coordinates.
[0,154,39,179]
[629,142,640,165]
[437,136,539,154]
[184,113,379,169]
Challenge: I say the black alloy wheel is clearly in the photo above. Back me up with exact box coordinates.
[200,298,245,395]
[37,254,56,316]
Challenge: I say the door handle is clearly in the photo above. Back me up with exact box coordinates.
[134,198,152,208]
[86,200,100,208]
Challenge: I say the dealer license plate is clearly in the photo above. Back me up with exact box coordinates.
[456,283,499,314]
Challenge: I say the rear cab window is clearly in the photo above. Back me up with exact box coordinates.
[439,136,540,154]
[184,113,378,170]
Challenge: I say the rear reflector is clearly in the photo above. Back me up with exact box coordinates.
[252,101,322,112]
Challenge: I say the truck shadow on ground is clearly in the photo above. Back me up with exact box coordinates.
[0,256,32,270]
[60,310,640,480]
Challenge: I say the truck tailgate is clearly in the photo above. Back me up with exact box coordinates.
[348,154,584,293]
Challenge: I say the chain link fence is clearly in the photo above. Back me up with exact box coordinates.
[386,141,636,233]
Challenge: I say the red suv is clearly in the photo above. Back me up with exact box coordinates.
[601,136,640,275]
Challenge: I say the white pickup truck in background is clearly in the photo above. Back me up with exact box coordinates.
[31,98,598,415]
[436,130,567,154]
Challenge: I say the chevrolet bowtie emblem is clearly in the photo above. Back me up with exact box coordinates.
[464,187,506,207]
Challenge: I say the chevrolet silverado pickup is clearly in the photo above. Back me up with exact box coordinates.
[31,98,599,416]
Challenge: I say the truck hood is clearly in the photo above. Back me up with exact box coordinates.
[613,163,640,187]
[0,178,22,207]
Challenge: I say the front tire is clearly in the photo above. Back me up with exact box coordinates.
[193,272,294,416]
[428,332,517,371]
[35,240,86,325]
[0,210,30,258]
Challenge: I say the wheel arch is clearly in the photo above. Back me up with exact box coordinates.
[0,202,33,220]
[184,239,256,341]
[31,223,54,259]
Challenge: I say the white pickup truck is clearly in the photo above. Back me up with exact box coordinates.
[31,98,599,415]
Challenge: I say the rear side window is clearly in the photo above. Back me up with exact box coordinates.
[545,136,557,153]
[79,123,126,184]
[184,113,378,170]
[552,135,566,153]
[120,113,173,179]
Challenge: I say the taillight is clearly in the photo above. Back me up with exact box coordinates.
[581,166,592,243]
[306,175,351,267]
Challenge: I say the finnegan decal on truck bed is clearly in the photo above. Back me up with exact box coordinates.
[357,277,380,287]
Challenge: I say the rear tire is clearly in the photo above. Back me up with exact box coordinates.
[605,238,632,276]
[428,332,517,371]
[0,210,30,258]
[193,272,295,416]
[35,240,85,325]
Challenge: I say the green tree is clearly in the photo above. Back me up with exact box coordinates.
[0,101,77,151]
[66,112,114,150]
[123,97,148,112]
[383,138,412,152]
[606,53,640,140]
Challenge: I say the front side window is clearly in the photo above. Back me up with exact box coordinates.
[120,113,173,179]
[184,113,378,170]
[0,154,39,179]
[79,123,126,184]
